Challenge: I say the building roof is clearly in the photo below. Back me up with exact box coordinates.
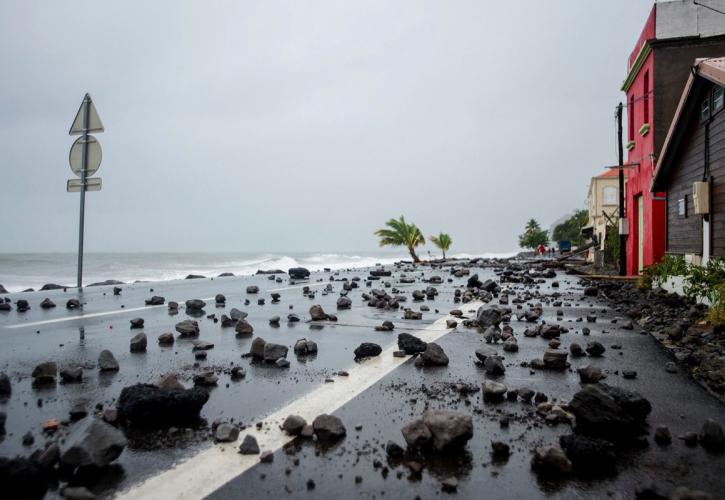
[597,169,623,178]
[651,57,725,191]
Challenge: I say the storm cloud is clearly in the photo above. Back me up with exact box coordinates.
[0,0,652,253]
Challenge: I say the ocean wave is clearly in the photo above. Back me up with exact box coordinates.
[0,251,517,292]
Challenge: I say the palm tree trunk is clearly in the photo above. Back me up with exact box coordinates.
[408,246,420,263]
[442,250,446,260]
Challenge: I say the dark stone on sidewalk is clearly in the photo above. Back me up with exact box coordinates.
[699,419,725,451]
[66,298,81,309]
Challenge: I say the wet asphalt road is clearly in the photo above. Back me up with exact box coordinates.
[1,261,724,499]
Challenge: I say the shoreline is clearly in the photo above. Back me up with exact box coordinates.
[0,253,519,295]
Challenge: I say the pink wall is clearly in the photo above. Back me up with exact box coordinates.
[624,4,666,275]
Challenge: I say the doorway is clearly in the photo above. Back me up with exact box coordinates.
[637,195,644,274]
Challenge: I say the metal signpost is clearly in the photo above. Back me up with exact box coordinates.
[68,94,104,290]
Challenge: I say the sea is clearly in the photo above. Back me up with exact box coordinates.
[0,251,516,293]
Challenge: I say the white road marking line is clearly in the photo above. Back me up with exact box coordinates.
[267,282,329,292]
[2,297,217,329]
[115,301,483,500]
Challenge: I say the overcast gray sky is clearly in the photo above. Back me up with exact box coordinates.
[0,0,653,253]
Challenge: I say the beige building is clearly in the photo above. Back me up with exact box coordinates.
[586,169,627,259]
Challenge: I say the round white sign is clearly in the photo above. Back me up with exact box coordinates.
[69,135,102,177]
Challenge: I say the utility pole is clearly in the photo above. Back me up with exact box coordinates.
[617,102,627,276]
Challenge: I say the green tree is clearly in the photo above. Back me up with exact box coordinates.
[551,209,589,247]
[430,233,452,260]
[603,221,620,267]
[518,218,549,250]
[375,216,426,263]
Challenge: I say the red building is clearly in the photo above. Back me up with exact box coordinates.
[622,1,725,274]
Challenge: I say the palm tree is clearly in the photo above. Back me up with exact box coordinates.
[375,216,425,263]
[430,233,452,260]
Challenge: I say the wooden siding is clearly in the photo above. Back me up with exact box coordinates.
[713,106,725,256]
[663,82,725,257]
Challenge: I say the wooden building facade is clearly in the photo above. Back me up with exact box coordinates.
[652,58,725,261]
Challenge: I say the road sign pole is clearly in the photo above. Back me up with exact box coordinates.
[77,94,90,290]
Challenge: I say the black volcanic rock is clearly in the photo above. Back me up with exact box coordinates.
[117,384,210,428]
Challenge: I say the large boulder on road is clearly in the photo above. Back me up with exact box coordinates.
[398,333,427,354]
[60,418,127,469]
[288,267,310,279]
[476,306,503,328]
[117,383,210,428]
[422,410,473,451]
[0,457,48,500]
[569,383,651,440]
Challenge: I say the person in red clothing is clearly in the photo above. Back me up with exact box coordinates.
[537,243,546,255]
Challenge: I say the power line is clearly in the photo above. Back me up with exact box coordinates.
[694,0,725,16]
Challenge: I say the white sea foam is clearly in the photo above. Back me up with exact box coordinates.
[0,251,517,292]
